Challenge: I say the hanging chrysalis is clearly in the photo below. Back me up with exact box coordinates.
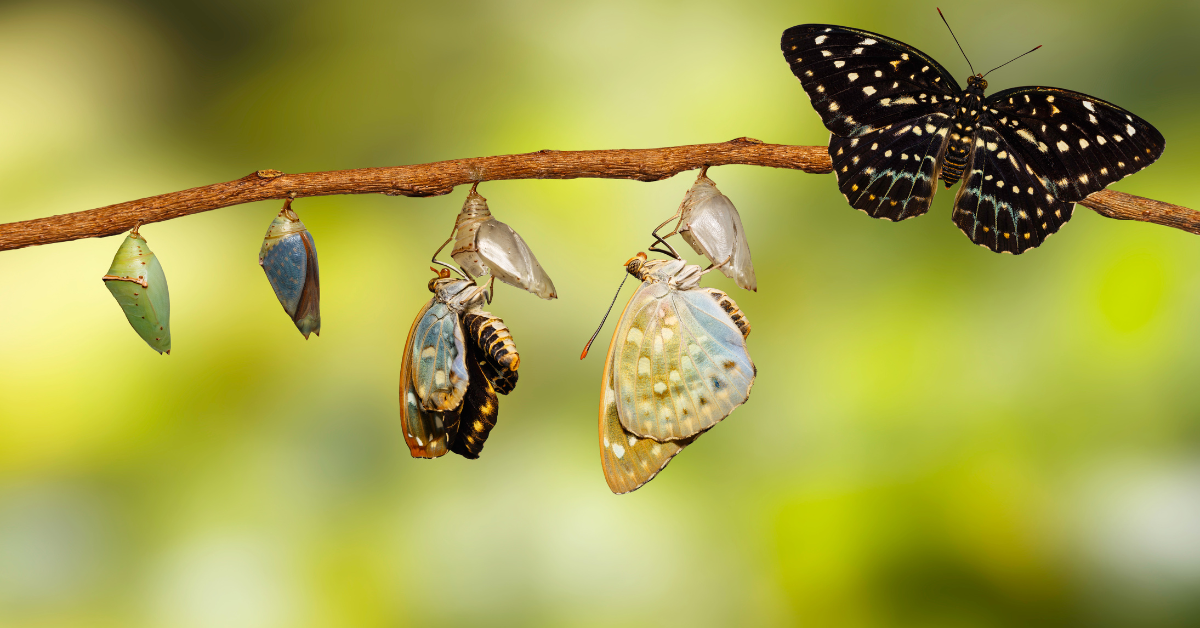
[445,185,557,299]
[259,198,320,338]
[102,225,171,354]
[659,169,757,292]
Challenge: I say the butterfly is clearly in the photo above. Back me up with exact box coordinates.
[781,22,1166,254]
[596,253,755,494]
[400,268,520,459]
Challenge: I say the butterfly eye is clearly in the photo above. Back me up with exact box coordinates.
[258,198,320,339]
[624,252,648,277]
[448,186,557,299]
[101,226,171,354]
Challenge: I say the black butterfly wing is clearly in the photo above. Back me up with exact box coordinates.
[782,24,962,138]
[831,111,953,220]
[951,124,1075,254]
[986,87,1165,202]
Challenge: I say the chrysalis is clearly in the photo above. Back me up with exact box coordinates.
[448,186,557,299]
[672,170,757,292]
[259,198,320,338]
[102,226,171,354]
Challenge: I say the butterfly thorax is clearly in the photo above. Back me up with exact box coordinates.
[430,277,488,312]
[942,77,988,188]
[626,257,702,292]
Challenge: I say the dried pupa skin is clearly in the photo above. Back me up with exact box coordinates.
[678,174,757,292]
[102,231,171,354]
[259,205,321,338]
[451,189,558,299]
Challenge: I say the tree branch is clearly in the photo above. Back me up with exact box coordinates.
[0,137,1193,252]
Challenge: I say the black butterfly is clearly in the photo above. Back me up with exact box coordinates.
[781,23,1165,254]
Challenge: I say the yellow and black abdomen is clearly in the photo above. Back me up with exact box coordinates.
[941,90,986,188]
[462,311,520,395]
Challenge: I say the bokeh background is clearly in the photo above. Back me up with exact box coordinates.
[2,0,1200,626]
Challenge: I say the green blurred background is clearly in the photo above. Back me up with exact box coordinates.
[2,0,1200,626]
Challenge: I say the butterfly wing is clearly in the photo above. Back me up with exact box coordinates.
[400,299,460,458]
[411,300,469,411]
[985,87,1165,202]
[830,111,953,220]
[449,339,500,460]
[952,124,1076,253]
[782,24,961,138]
[599,286,693,494]
[613,281,755,442]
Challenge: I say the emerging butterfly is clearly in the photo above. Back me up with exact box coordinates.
[400,268,520,460]
[781,15,1165,254]
[589,253,755,494]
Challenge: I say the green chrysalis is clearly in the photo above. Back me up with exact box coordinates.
[102,227,171,354]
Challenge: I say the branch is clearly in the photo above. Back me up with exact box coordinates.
[0,137,1193,252]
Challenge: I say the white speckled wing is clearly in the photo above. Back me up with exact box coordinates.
[598,290,691,494]
[410,300,469,412]
[612,281,754,442]
[400,299,457,458]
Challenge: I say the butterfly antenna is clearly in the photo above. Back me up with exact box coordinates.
[983,45,1042,77]
[580,272,630,359]
[937,8,975,75]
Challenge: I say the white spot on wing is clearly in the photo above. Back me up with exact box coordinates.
[863,86,876,96]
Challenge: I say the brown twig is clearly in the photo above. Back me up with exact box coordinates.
[0,138,1192,252]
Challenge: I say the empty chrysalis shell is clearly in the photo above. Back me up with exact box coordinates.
[450,188,557,299]
[259,199,320,338]
[677,173,757,292]
[102,227,171,354]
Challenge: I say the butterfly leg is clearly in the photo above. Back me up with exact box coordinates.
[649,167,711,259]
[429,219,476,281]
[699,252,734,276]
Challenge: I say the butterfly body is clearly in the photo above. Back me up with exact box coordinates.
[941,76,989,186]
[401,273,520,459]
[783,24,1165,254]
[598,254,755,494]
